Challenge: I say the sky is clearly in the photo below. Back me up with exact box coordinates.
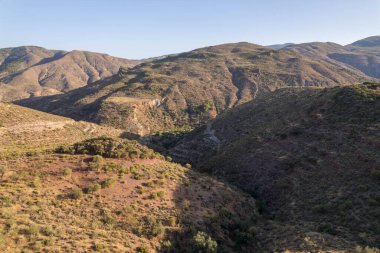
[0,0,380,59]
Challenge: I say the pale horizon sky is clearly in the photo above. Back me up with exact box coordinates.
[0,0,379,59]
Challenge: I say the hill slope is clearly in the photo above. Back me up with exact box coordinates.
[167,83,380,248]
[0,102,122,153]
[17,42,369,135]
[0,136,264,252]
[0,46,140,101]
[283,36,380,79]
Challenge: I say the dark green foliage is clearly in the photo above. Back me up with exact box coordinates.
[318,223,337,235]
[56,137,160,160]
[370,169,380,180]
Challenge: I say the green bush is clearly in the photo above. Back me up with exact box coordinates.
[68,189,83,199]
[89,155,104,171]
[101,178,116,188]
[84,182,101,193]
[151,221,165,237]
[193,231,218,253]
[56,137,159,160]
[136,245,150,253]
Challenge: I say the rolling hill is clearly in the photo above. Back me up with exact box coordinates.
[0,46,140,101]
[283,36,380,79]
[17,42,370,135]
[165,83,380,249]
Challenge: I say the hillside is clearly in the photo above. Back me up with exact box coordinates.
[0,135,266,252]
[166,83,380,249]
[0,102,122,154]
[283,36,380,79]
[17,42,370,135]
[0,46,140,101]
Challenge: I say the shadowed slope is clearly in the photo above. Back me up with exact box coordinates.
[167,83,380,249]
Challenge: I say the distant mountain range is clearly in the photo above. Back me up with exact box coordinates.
[0,46,140,101]
[15,36,380,135]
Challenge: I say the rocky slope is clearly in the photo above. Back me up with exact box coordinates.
[17,42,370,135]
[0,46,140,101]
[166,83,380,249]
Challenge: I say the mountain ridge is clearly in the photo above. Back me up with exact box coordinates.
[16,41,371,135]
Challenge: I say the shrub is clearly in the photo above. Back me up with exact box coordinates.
[56,137,159,160]
[193,231,218,253]
[25,224,39,236]
[89,155,104,171]
[318,223,337,235]
[63,168,72,176]
[370,169,380,180]
[136,245,150,253]
[101,178,116,188]
[150,191,165,200]
[168,216,176,226]
[84,182,102,194]
[40,225,53,236]
[68,189,83,199]
[355,246,380,253]
[151,221,165,237]
[102,213,116,225]
[92,243,105,251]
[312,204,329,214]
[185,163,192,169]
[0,165,7,178]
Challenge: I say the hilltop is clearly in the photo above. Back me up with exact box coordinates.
[17,42,369,135]
[0,46,140,101]
[166,83,380,249]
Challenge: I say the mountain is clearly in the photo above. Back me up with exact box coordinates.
[165,83,380,249]
[0,46,140,101]
[350,36,380,47]
[266,43,294,50]
[17,42,370,135]
[283,36,380,79]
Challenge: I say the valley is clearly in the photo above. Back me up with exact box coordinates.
[0,36,379,252]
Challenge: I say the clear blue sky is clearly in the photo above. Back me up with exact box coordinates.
[1,0,379,59]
